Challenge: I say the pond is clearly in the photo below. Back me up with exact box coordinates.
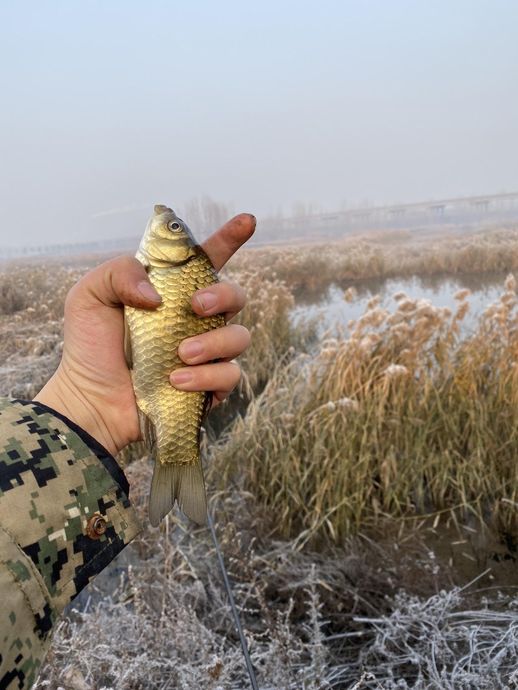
[292,272,516,336]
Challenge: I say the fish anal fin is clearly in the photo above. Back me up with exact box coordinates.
[148,459,207,527]
[138,407,156,454]
[201,391,212,422]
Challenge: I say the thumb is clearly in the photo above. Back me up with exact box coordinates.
[68,255,162,311]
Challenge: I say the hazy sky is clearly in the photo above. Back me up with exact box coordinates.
[1,1,518,247]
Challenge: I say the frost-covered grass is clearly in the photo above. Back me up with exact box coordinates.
[215,275,518,545]
[33,499,518,689]
[33,470,402,690]
[354,586,518,689]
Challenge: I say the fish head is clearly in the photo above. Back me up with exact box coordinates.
[138,205,199,267]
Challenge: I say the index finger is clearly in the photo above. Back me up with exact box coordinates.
[201,213,256,271]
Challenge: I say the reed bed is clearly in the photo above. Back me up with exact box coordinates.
[227,226,518,295]
[214,275,518,545]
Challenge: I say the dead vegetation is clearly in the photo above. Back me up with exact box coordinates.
[0,275,27,314]
[33,495,518,689]
[226,225,518,297]
[3,230,518,688]
[214,276,518,545]
[31,467,459,690]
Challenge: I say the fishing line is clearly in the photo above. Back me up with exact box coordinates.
[207,511,260,690]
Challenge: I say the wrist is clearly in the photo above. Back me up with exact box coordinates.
[34,367,119,458]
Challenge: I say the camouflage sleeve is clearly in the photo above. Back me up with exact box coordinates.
[0,398,142,689]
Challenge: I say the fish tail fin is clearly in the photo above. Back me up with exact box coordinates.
[148,459,207,527]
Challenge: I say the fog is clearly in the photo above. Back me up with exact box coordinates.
[1,1,518,248]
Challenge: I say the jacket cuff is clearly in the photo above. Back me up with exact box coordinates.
[0,398,142,620]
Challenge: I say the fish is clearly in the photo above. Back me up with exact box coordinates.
[124,204,224,526]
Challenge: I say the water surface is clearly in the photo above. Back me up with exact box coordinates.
[292,272,515,336]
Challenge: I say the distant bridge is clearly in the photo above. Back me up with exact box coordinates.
[2,192,518,259]
[266,192,518,235]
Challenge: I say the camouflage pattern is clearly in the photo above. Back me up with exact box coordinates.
[0,398,141,689]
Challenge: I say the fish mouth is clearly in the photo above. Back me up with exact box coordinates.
[154,204,174,216]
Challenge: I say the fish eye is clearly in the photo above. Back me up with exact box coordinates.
[168,221,181,232]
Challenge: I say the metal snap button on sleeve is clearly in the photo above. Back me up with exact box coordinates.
[86,513,107,540]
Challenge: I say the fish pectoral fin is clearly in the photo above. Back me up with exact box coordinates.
[124,318,133,370]
[148,459,207,527]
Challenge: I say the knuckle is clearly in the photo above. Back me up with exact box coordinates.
[115,254,138,270]
[205,362,241,391]
[228,361,242,384]
[212,324,249,357]
[63,285,77,314]
[217,281,234,301]
[101,254,132,275]
[230,281,246,304]
[205,326,225,351]
[228,324,250,352]
[113,255,147,281]
[219,280,246,307]
[234,323,251,343]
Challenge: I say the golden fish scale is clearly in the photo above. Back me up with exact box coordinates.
[125,253,224,466]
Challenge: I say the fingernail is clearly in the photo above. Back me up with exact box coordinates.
[138,281,162,302]
[170,370,193,386]
[195,290,217,312]
[180,340,203,361]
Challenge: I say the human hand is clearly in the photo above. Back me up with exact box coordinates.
[34,213,255,457]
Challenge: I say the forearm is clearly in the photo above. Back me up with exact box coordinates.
[0,398,141,689]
